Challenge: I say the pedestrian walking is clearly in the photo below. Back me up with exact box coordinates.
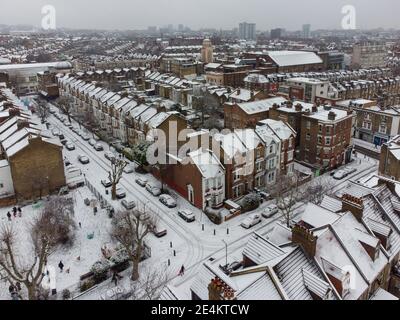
[179,265,185,276]
[7,212,11,221]
[79,222,82,228]
[17,207,22,217]
[111,271,122,286]
[58,260,64,273]
[13,211,16,218]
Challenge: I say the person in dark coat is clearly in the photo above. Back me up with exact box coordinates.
[179,265,185,276]
[58,261,64,272]
[17,207,22,217]
[7,212,11,221]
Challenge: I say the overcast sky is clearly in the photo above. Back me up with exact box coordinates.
[0,0,398,31]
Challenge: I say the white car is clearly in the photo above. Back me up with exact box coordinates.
[81,134,90,141]
[94,143,104,151]
[262,204,279,219]
[121,198,136,210]
[146,184,162,197]
[123,165,135,174]
[115,188,126,199]
[333,170,347,180]
[159,194,177,208]
[52,129,61,136]
[178,210,195,223]
[135,177,148,187]
[78,155,90,164]
[88,139,96,146]
[105,151,116,161]
[241,214,262,229]
[65,142,75,151]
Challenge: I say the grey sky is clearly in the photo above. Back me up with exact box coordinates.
[0,0,398,31]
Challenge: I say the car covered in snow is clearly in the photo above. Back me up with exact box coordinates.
[333,170,347,180]
[123,165,135,174]
[115,188,126,199]
[121,198,136,210]
[178,210,195,223]
[78,155,90,164]
[262,204,279,219]
[101,179,112,188]
[65,142,75,151]
[241,214,262,229]
[81,133,90,141]
[135,177,148,187]
[88,139,96,146]
[104,151,116,162]
[94,143,104,151]
[159,194,177,208]
[145,184,162,197]
[152,225,167,238]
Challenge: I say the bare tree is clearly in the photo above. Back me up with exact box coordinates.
[128,266,170,300]
[36,101,50,124]
[108,157,128,200]
[57,96,74,123]
[0,197,76,300]
[110,207,154,281]
[299,177,335,205]
[273,173,303,228]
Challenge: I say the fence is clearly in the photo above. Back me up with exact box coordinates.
[85,178,114,213]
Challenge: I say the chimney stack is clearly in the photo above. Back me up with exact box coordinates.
[292,224,317,257]
[295,103,303,112]
[328,111,337,121]
[341,194,364,222]
[312,105,318,113]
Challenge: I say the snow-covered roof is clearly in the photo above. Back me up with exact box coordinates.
[235,96,287,115]
[229,88,260,102]
[257,119,296,141]
[188,149,225,179]
[370,288,399,300]
[267,51,323,67]
[301,203,342,228]
[243,233,286,265]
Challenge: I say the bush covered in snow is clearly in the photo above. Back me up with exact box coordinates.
[239,193,262,213]
[90,260,111,283]
[204,208,223,225]
[110,248,130,272]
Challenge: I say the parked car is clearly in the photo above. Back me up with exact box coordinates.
[262,204,279,219]
[333,170,347,180]
[81,134,90,141]
[343,167,357,176]
[52,129,61,136]
[105,151,116,161]
[135,177,148,187]
[159,194,177,208]
[78,155,90,164]
[115,188,126,199]
[178,210,195,223]
[60,139,68,146]
[123,165,135,174]
[152,225,167,238]
[64,158,71,166]
[58,133,65,140]
[94,143,104,151]
[65,142,75,151]
[241,214,262,229]
[121,198,136,210]
[88,139,96,146]
[146,184,162,197]
[101,179,112,188]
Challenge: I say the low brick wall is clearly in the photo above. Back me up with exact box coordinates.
[0,195,17,208]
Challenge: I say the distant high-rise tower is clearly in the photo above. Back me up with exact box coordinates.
[239,22,256,40]
[302,24,311,39]
[201,38,214,63]
[271,28,283,39]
